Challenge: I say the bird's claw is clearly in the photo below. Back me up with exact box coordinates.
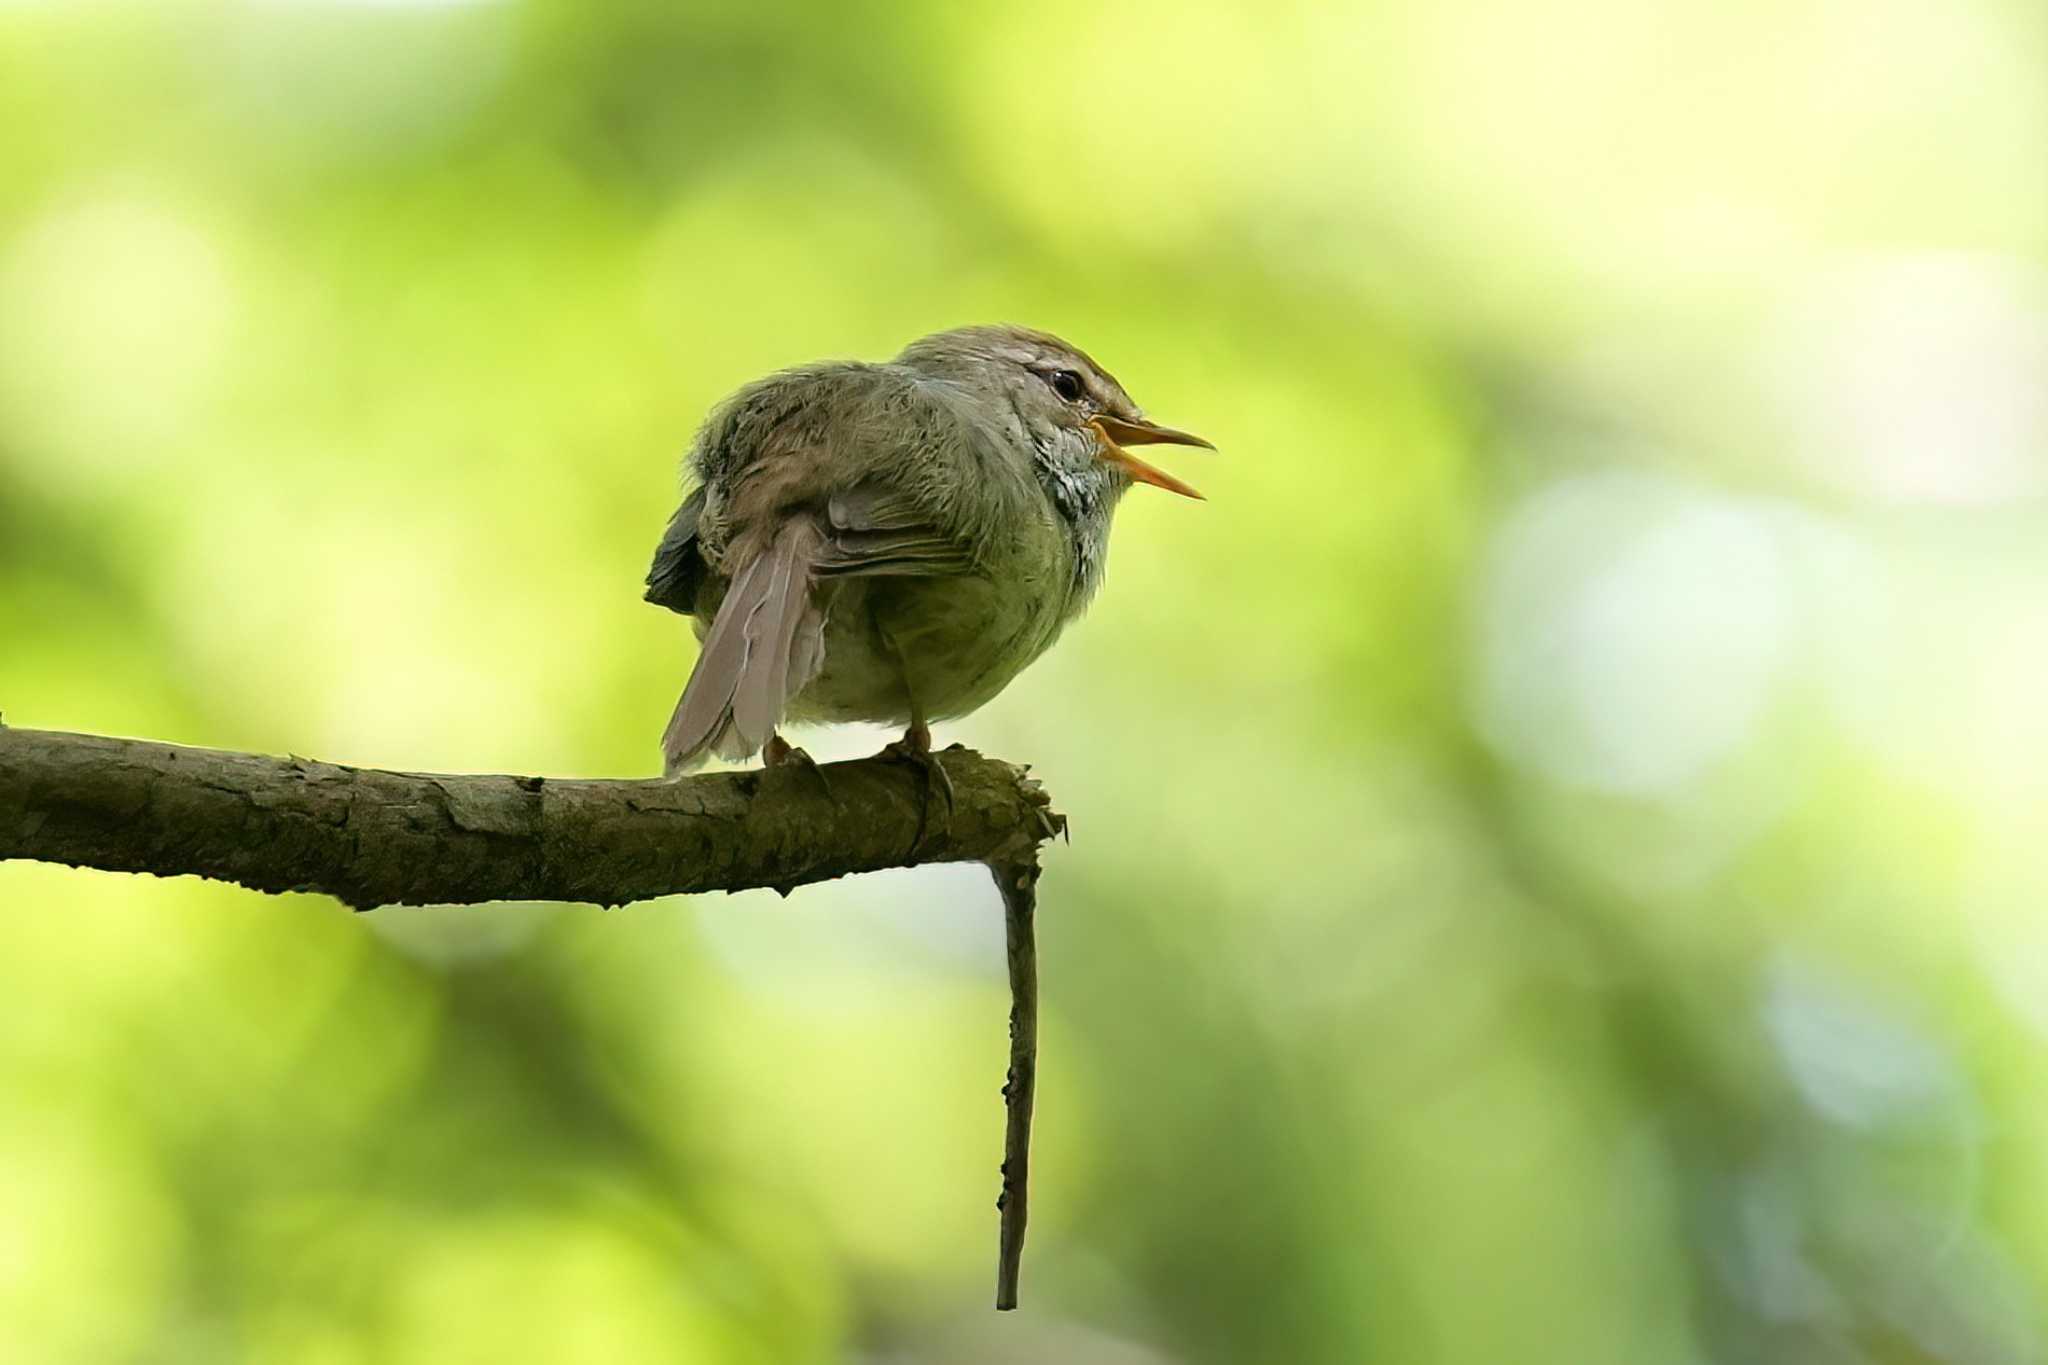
[881,729,956,841]
[763,734,833,801]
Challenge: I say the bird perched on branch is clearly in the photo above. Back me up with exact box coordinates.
[645,324,1210,787]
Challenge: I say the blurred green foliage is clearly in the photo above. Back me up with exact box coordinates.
[3,1,2047,1361]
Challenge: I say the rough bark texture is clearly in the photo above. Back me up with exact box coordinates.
[0,726,1063,910]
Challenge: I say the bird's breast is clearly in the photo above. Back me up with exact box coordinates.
[786,560,1069,726]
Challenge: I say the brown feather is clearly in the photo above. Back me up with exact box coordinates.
[660,519,824,774]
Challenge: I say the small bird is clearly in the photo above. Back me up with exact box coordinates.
[645,324,1211,781]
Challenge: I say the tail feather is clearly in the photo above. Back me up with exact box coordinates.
[661,520,826,775]
[727,530,805,753]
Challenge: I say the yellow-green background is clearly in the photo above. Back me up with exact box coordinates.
[3,2,2046,1361]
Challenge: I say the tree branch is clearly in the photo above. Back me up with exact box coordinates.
[0,722,1069,1309]
[0,726,1062,909]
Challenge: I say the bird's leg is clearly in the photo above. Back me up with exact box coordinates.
[872,620,955,837]
[881,708,957,839]
[763,730,831,799]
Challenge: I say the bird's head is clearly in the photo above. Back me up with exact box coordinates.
[895,324,1212,502]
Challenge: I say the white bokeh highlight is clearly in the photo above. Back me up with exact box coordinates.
[1472,470,1791,796]
[1763,253,2048,506]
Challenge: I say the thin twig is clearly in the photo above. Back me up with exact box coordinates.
[990,853,1041,1310]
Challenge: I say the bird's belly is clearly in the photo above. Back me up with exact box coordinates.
[786,574,1060,726]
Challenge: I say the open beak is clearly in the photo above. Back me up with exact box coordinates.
[1089,415,1214,500]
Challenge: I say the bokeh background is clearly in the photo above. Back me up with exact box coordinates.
[3,1,2046,1361]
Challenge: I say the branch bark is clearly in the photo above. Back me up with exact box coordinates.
[0,726,1062,909]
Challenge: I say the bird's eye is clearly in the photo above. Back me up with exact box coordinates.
[1046,369,1086,403]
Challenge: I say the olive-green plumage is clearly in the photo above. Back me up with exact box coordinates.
[645,324,1207,775]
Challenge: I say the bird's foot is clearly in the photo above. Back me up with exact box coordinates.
[881,720,956,841]
[764,732,832,800]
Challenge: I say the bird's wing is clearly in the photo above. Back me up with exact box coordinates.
[698,363,1004,581]
[813,485,978,578]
